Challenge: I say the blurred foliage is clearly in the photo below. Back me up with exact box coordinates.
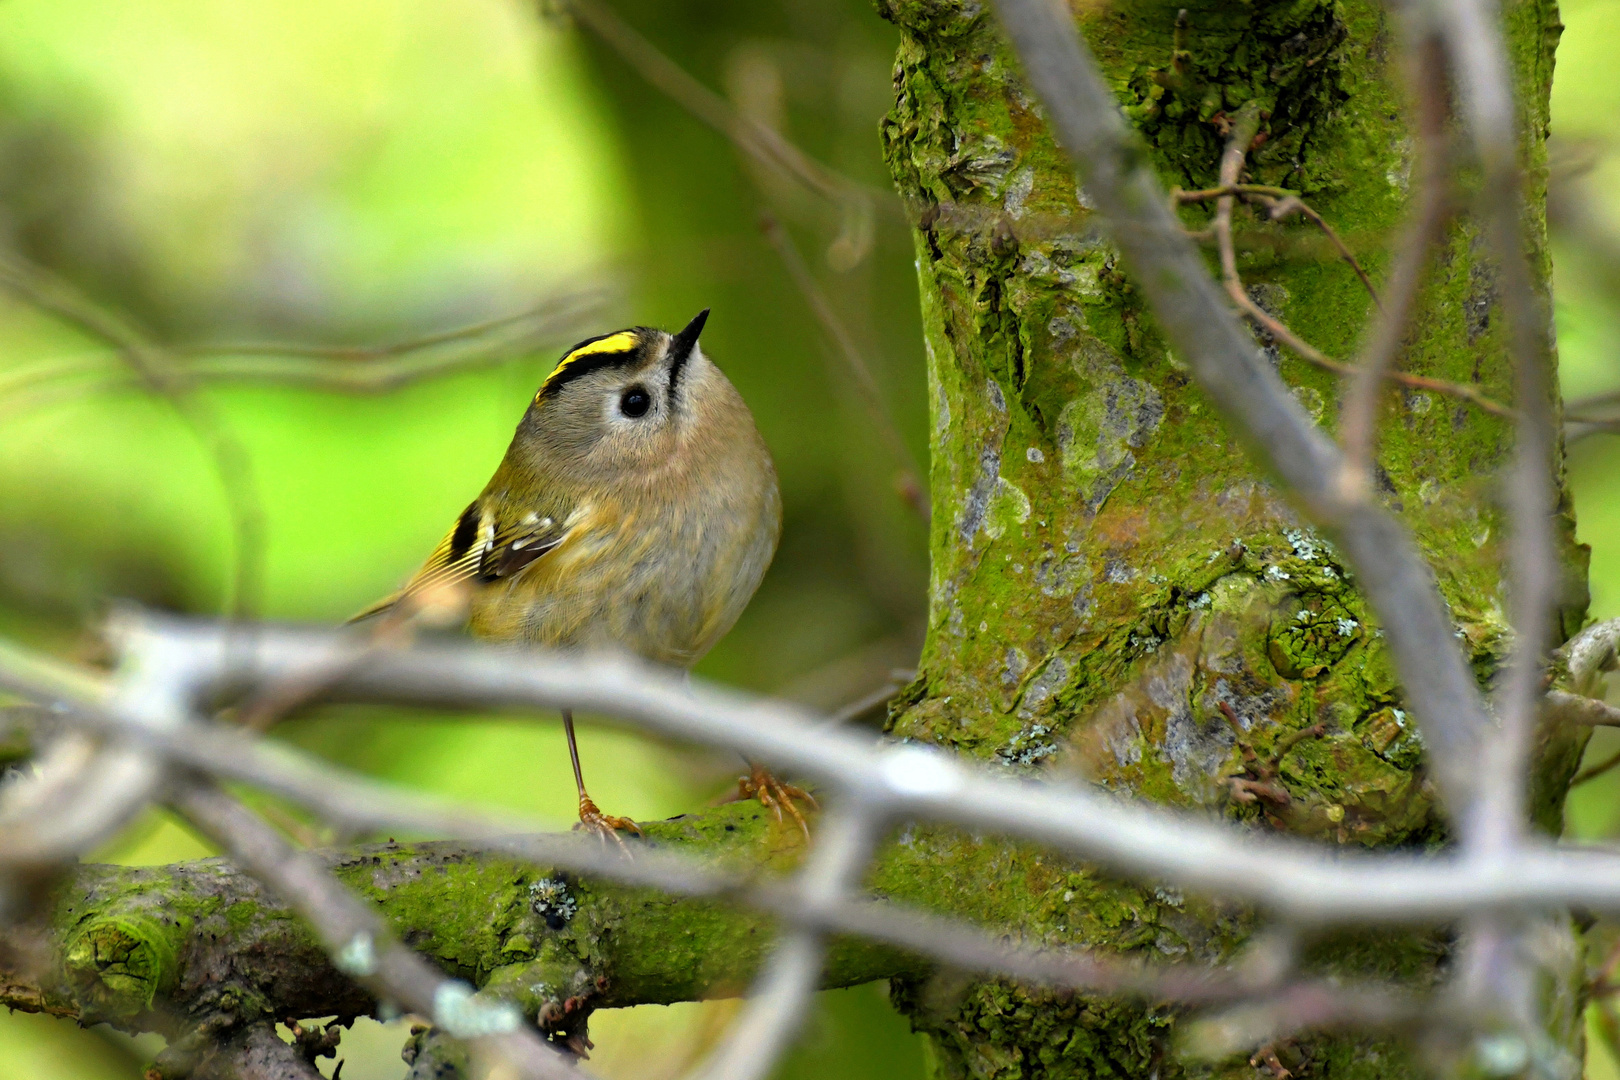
[6,0,1620,1074]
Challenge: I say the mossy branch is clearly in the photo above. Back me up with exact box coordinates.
[0,802,919,1054]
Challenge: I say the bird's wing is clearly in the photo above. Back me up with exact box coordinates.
[348,496,575,623]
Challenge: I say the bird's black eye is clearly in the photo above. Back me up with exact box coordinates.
[619,386,651,418]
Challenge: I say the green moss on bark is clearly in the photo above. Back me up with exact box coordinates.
[12,802,924,1044]
[877,0,1584,1073]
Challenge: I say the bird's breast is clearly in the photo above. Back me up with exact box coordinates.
[467,472,779,668]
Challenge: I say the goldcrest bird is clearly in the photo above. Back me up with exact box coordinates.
[354,310,810,842]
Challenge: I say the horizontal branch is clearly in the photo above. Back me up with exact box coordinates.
[31,614,1620,924]
[2,805,917,1038]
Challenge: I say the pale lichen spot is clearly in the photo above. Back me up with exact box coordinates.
[1026,446,1045,463]
[1003,166,1035,218]
[433,982,520,1038]
[529,876,578,929]
[335,932,377,978]
[1104,557,1137,584]
[1016,656,1071,720]
[1284,527,1324,561]
[986,379,1007,413]
[982,477,1032,539]
[1001,646,1030,687]
[1054,349,1164,515]
[1291,385,1325,423]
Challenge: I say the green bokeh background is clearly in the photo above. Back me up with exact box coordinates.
[1,0,1619,1075]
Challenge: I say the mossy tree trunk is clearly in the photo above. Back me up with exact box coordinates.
[874,0,1586,1075]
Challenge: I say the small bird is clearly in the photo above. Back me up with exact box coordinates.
[354,311,811,842]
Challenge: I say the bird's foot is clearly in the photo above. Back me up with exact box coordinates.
[737,766,817,838]
[574,794,643,854]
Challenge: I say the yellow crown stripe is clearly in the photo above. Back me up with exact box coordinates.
[536,330,640,399]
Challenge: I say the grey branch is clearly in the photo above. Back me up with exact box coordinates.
[172,782,585,1080]
[23,614,1620,923]
[986,0,1496,832]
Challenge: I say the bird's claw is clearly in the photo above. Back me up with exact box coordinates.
[575,795,643,855]
[738,767,818,838]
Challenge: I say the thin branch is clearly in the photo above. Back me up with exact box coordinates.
[1546,689,1620,728]
[49,614,1620,923]
[689,805,877,1080]
[1389,0,1562,861]
[0,291,609,406]
[3,614,1616,1043]
[1563,617,1620,698]
[984,0,1498,822]
[0,644,1344,1004]
[1572,747,1620,787]
[0,254,267,622]
[176,292,606,361]
[1256,194,1383,311]
[822,673,912,729]
[557,0,877,268]
[1204,110,1510,424]
[758,213,929,521]
[172,782,585,1080]
[1566,388,1620,418]
[1566,418,1620,444]
[1462,64,1561,864]
[1173,184,1382,310]
[1339,38,1454,479]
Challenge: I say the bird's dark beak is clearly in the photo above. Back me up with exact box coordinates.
[667,308,709,390]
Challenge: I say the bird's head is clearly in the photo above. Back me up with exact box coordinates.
[513,309,741,481]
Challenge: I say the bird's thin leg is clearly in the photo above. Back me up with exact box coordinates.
[737,759,818,838]
[563,709,642,850]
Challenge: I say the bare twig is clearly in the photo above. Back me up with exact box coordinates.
[556,0,877,268]
[1566,388,1620,420]
[1573,747,1620,788]
[1546,689,1620,728]
[1563,617,1620,698]
[1566,417,1620,444]
[986,0,1496,823]
[0,629,1437,1016]
[177,293,605,362]
[689,805,877,1080]
[1173,183,1382,310]
[1204,109,1511,425]
[0,291,608,407]
[0,254,267,621]
[759,213,929,521]
[1339,38,1454,480]
[1394,0,1559,863]
[172,782,585,1080]
[39,614,1620,923]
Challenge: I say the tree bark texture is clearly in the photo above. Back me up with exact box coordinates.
[875,0,1585,1075]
